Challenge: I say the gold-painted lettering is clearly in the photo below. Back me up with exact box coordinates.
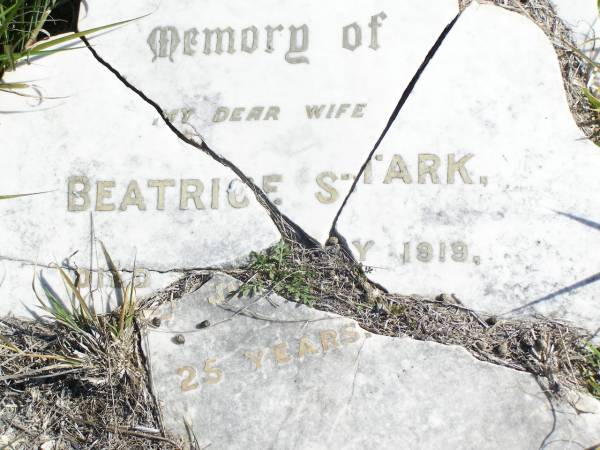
[326,104,336,119]
[67,176,91,212]
[244,350,266,369]
[211,178,220,210]
[369,12,388,51]
[286,25,309,64]
[227,181,249,209]
[383,155,412,184]
[306,105,326,119]
[177,366,199,392]
[119,180,147,211]
[246,106,265,121]
[320,330,339,352]
[451,241,468,262]
[96,180,116,211]
[447,154,474,184]
[417,242,433,262]
[272,342,292,364]
[165,109,178,122]
[147,26,180,62]
[134,268,151,289]
[180,179,205,210]
[352,240,374,262]
[335,103,351,118]
[363,161,373,184]
[77,268,91,289]
[352,104,367,118]
[315,172,339,204]
[213,107,229,123]
[183,28,199,56]
[418,154,441,184]
[148,179,175,210]
[298,336,319,358]
[340,325,360,344]
[230,107,245,121]
[265,25,284,53]
[203,358,223,384]
[343,23,362,51]
[181,108,194,124]
[203,27,235,55]
[241,26,259,53]
[264,106,280,120]
[263,174,282,196]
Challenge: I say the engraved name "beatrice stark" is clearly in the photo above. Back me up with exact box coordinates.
[147,12,387,64]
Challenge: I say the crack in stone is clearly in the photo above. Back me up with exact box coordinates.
[328,13,461,259]
[0,254,230,274]
[79,36,319,248]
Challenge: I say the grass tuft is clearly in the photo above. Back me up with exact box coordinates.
[0,0,144,91]
[1,0,65,78]
[31,242,139,340]
[0,243,180,448]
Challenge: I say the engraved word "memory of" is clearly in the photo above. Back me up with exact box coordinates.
[147,12,387,64]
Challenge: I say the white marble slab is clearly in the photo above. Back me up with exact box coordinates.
[551,0,600,45]
[81,0,458,243]
[0,46,280,318]
[337,3,600,331]
[143,273,600,449]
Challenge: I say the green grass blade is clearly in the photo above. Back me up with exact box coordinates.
[100,241,128,333]
[0,82,29,89]
[25,14,149,53]
[584,87,600,111]
[1,13,148,69]
[57,266,93,322]
[0,45,87,63]
[0,190,53,200]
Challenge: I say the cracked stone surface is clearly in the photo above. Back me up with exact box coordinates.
[0,46,280,318]
[81,0,458,243]
[336,3,600,332]
[0,259,181,319]
[143,273,600,449]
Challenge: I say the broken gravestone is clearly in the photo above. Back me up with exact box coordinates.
[81,0,459,243]
[0,45,279,318]
[337,3,600,332]
[143,273,600,449]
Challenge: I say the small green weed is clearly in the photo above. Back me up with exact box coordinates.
[239,241,316,306]
[584,343,600,399]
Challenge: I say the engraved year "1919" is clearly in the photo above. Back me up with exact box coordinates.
[402,241,481,265]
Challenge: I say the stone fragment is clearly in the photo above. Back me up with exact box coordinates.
[336,3,600,331]
[550,0,600,45]
[81,0,459,243]
[143,273,600,449]
[0,45,279,318]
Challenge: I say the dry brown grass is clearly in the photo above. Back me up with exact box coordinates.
[0,314,182,449]
[228,238,597,399]
[2,1,600,448]
[1,239,596,449]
